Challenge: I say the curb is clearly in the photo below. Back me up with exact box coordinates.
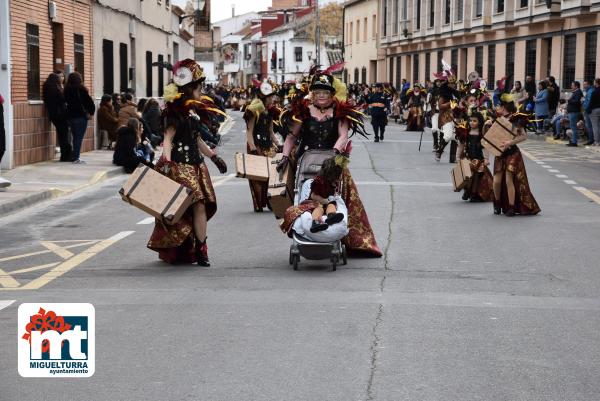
[0,166,124,217]
[545,135,600,152]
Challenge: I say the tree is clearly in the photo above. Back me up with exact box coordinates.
[306,3,343,46]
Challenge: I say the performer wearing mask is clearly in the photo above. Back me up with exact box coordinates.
[147,59,228,266]
[278,69,382,257]
[244,79,283,212]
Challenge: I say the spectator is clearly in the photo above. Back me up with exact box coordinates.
[141,98,162,146]
[547,76,560,116]
[511,81,527,106]
[566,81,583,146]
[534,81,549,134]
[97,94,120,149]
[112,93,122,114]
[582,80,595,146]
[0,93,10,188]
[43,72,72,162]
[588,78,600,146]
[136,98,148,114]
[117,93,139,128]
[64,72,95,164]
[551,99,568,139]
[113,118,153,173]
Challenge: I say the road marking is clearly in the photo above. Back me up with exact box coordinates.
[0,269,20,288]
[0,241,97,262]
[2,231,134,291]
[40,241,74,260]
[213,174,236,187]
[548,169,559,173]
[0,300,16,311]
[564,180,578,185]
[137,217,155,225]
[556,174,568,178]
[9,262,60,275]
[573,187,600,205]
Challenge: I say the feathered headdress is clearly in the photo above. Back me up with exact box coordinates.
[433,59,455,82]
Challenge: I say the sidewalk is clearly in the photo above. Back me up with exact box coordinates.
[0,150,123,217]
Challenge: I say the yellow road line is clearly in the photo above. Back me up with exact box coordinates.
[9,262,60,275]
[573,187,600,206]
[0,241,97,262]
[0,268,20,288]
[3,231,134,291]
[40,241,74,260]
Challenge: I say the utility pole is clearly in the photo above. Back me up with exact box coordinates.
[315,0,320,66]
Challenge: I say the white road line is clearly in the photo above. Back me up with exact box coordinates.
[0,300,16,311]
[535,161,545,164]
[548,169,559,173]
[137,217,155,225]
[541,165,552,169]
[556,174,568,178]
[564,180,578,185]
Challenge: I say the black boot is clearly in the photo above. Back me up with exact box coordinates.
[432,131,439,152]
[310,220,329,233]
[436,138,448,162]
[325,212,344,225]
[449,141,458,163]
[195,238,210,267]
[380,129,384,141]
[493,200,502,215]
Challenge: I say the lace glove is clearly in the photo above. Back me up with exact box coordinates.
[276,155,289,172]
[211,155,227,174]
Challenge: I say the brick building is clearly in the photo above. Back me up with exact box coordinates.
[1,0,94,168]
[351,0,600,90]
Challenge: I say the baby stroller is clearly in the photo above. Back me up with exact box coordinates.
[288,149,348,271]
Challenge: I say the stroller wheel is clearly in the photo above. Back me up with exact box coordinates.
[292,255,299,271]
[342,245,347,265]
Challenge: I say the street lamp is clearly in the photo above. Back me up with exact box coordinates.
[307,50,313,61]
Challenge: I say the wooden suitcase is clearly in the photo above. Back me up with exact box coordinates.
[481,116,518,157]
[451,158,473,192]
[267,154,294,219]
[119,164,193,224]
[235,152,271,182]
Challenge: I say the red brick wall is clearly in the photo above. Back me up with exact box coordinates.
[10,0,94,166]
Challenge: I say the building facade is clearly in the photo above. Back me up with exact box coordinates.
[3,0,94,168]
[379,0,600,90]
[343,0,384,84]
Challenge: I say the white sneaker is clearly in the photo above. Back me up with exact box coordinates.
[72,159,87,164]
[0,176,11,188]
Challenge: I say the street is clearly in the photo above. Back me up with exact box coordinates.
[1,111,600,401]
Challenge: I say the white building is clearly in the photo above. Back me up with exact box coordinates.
[93,0,194,99]
[264,13,329,84]
[212,12,260,38]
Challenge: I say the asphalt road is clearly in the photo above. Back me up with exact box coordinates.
[1,111,599,401]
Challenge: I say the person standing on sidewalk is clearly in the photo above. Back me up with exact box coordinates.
[582,80,595,146]
[0,93,11,188]
[566,81,583,147]
[547,76,560,117]
[64,72,95,163]
[588,78,600,146]
[534,81,549,135]
[43,72,72,161]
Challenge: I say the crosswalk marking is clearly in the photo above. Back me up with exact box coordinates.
[0,300,15,311]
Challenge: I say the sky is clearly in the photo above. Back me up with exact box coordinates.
[172,0,342,24]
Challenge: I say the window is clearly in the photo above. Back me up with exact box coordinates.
[584,32,597,85]
[416,0,421,30]
[173,42,179,64]
[474,0,483,17]
[429,0,435,27]
[364,17,367,41]
[505,42,514,89]
[396,56,401,88]
[496,0,504,13]
[146,51,153,97]
[102,40,114,95]
[438,50,443,72]
[350,22,353,43]
[525,39,536,80]
[158,54,164,97]
[74,34,85,79]
[444,0,451,24]
[488,44,495,89]
[451,48,458,75]
[372,15,377,38]
[361,67,367,84]
[545,37,552,78]
[26,24,40,100]
[413,54,419,83]
[295,47,302,62]
[520,0,528,7]
[119,43,128,93]
[563,34,576,89]
[382,1,387,37]
[354,68,359,83]
[357,19,360,42]
[278,58,283,70]
[389,58,394,83]
[393,0,398,35]
[475,46,483,76]
[425,52,431,82]
[402,0,408,20]
[456,0,463,22]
